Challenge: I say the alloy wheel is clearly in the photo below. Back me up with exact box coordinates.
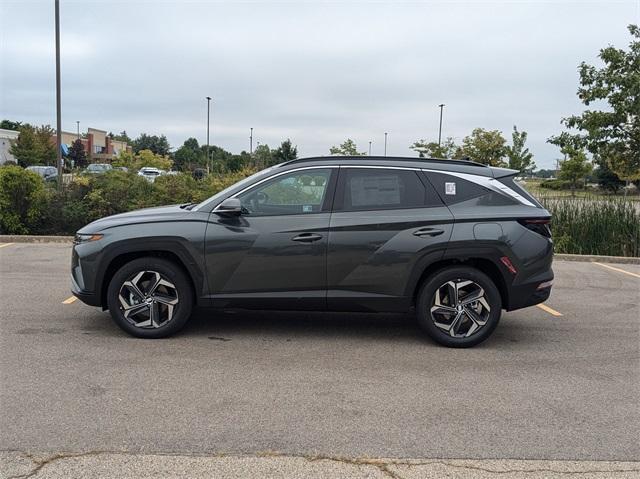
[430,279,491,338]
[118,270,179,329]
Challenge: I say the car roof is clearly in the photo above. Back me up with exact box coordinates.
[278,156,497,177]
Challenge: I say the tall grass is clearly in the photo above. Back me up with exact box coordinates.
[538,196,640,257]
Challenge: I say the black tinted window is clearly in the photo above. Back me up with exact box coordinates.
[337,168,434,211]
[424,171,489,205]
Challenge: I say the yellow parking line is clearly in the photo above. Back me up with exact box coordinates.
[537,303,563,317]
[62,296,78,304]
[593,262,640,279]
[0,243,14,248]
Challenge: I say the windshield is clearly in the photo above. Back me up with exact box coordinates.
[194,165,280,211]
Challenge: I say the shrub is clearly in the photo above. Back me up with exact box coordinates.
[84,170,154,220]
[540,179,573,190]
[0,165,48,234]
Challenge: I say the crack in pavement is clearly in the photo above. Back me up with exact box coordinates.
[2,450,639,478]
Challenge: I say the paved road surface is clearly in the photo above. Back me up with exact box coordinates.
[1,243,639,477]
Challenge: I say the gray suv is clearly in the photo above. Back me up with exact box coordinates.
[71,157,553,347]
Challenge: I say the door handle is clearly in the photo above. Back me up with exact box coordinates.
[413,228,444,238]
[291,233,323,243]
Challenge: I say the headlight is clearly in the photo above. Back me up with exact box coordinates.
[73,233,103,245]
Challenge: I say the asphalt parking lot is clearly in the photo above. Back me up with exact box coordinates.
[1,242,639,477]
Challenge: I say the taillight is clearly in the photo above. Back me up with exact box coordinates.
[518,218,551,238]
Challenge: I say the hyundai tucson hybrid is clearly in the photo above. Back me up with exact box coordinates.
[71,156,553,347]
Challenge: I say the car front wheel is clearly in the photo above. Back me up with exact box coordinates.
[106,257,193,338]
[416,266,502,348]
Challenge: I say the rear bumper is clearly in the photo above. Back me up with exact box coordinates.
[506,268,554,311]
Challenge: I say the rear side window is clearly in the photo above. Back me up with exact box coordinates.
[423,171,490,205]
[334,168,441,211]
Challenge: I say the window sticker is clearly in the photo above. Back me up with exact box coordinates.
[445,182,456,195]
[302,205,313,213]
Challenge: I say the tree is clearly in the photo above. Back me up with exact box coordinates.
[112,149,173,171]
[35,125,57,166]
[329,139,365,156]
[410,137,459,159]
[67,139,88,169]
[132,133,170,156]
[110,131,132,144]
[558,147,592,191]
[253,144,273,169]
[458,128,507,166]
[0,120,23,131]
[593,162,625,192]
[549,25,640,181]
[505,126,535,175]
[9,124,56,167]
[174,137,204,171]
[272,139,298,165]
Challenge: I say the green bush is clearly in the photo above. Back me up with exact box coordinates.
[84,170,154,220]
[541,196,640,257]
[0,165,47,234]
[540,179,573,190]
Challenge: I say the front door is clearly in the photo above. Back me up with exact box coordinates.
[204,167,336,310]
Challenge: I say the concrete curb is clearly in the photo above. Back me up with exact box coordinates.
[1,236,639,264]
[555,253,640,265]
[0,235,73,243]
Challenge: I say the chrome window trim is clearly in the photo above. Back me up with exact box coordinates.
[421,168,537,207]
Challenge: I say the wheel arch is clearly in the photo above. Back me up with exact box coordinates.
[98,246,203,309]
[412,257,509,309]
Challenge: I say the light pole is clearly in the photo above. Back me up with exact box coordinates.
[438,103,445,147]
[55,0,62,190]
[368,141,372,156]
[76,121,80,140]
[206,96,211,174]
[384,132,388,157]
[250,127,253,154]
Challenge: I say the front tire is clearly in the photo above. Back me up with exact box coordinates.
[106,257,193,338]
[416,266,502,348]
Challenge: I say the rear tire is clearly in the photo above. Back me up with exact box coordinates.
[416,266,501,348]
[106,257,193,338]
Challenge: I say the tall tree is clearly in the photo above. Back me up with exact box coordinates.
[272,139,298,165]
[174,137,204,171]
[110,130,132,144]
[329,139,365,156]
[410,137,459,159]
[132,133,170,156]
[9,124,56,167]
[549,24,639,181]
[458,128,507,166]
[505,126,535,174]
[558,147,593,191]
[67,139,88,169]
[253,144,273,169]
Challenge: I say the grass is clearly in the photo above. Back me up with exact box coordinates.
[536,195,640,257]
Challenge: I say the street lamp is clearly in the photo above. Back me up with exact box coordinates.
[206,96,211,174]
[76,121,80,140]
[384,132,388,157]
[250,127,253,154]
[368,141,372,156]
[438,104,445,147]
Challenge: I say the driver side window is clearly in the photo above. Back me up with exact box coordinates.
[237,169,332,216]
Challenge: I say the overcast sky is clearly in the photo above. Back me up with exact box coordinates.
[1,0,638,168]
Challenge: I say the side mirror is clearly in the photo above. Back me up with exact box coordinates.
[215,198,243,216]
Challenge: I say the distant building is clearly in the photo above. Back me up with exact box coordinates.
[0,128,20,164]
[55,127,132,162]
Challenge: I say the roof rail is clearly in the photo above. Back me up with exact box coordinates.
[280,155,488,168]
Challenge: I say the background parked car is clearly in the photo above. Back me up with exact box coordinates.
[26,165,57,182]
[114,166,129,172]
[138,167,164,183]
[84,163,113,175]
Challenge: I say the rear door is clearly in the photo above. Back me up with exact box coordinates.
[327,166,454,312]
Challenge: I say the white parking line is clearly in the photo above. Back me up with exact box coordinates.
[593,262,640,279]
[0,243,15,248]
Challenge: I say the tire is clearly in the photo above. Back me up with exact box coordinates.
[416,266,502,348]
[106,257,193,338]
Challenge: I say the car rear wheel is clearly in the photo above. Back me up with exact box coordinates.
[416,266,501,348]
[106,257,193,338]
